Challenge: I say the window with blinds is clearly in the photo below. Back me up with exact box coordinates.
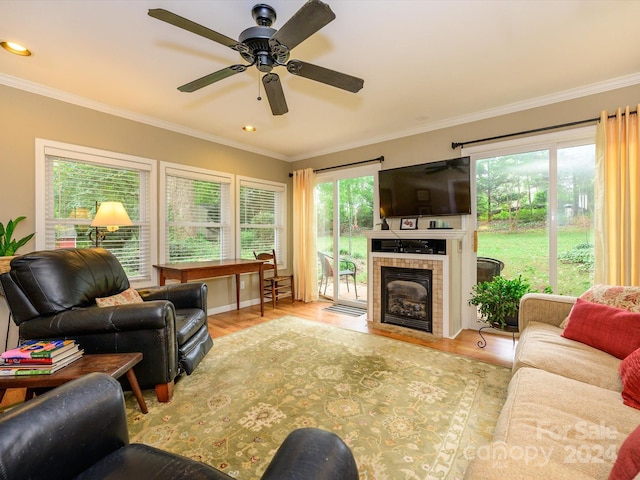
[162,164,233,262]
[37,141,155,283]
[238,177,286,264]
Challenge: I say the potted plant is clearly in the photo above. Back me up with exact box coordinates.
[468,275,547,330]
[0,216,35,274]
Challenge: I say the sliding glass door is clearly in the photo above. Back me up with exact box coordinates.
[315,165,378,306]
[466,127,596,301]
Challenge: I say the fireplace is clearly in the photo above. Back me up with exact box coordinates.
[366,230,466,340]
[381,266,432,333]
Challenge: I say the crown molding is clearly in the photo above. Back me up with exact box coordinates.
[290,72,640,161]
[0,73,287,161]
[3,71,639,163]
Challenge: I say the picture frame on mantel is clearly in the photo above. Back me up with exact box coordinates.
[400,217,418,230]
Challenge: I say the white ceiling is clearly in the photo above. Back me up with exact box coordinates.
[2,0,640,161]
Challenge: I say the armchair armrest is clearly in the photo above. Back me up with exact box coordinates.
[519,293,577,331]
[18,301,175,338]
[339,257,357,274]
[138,282,207,312]
[0,373,128,480]
[261,428,358,480]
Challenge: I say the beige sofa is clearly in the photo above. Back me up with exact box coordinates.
[464,293,640,479]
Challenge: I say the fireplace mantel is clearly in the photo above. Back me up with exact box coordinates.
[364,229,466,240]
[363,229,465,339]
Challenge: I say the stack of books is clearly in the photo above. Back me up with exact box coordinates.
[0,339,84,376]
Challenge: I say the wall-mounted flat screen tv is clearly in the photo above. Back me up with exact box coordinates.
[378,157,471,217]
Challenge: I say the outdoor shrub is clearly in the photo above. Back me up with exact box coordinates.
[559,243,594,272]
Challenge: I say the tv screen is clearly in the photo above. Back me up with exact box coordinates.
[378,157,471,217]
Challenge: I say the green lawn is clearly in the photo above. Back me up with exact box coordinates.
[478,228,593,296]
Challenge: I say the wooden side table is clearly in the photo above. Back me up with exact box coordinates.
[0,352,148,413]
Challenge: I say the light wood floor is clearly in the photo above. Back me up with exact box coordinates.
[1,301,515,409]
[208,300,517,368]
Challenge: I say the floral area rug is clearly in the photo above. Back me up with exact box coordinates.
[125,316,511,479]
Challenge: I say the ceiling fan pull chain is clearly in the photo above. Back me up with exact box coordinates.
[257,74,262,102]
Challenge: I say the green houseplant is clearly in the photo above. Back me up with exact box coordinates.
[468,275,547,330]
[0,216,35,256]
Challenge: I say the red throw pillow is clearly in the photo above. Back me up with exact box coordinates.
[609,423,640,480]
[562,298,640,359]
[620,347,640,410]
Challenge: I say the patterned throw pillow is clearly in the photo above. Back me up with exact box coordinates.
[95,287,144,307]
[581,285,640,312]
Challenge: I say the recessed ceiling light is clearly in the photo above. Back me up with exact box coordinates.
[1,41,32,56]
[243,125,256,132]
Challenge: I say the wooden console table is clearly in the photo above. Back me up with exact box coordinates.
[154,259,267,316]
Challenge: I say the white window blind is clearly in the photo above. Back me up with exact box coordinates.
[238,177,286,264]
[39,142,154,283]
[163,165,233,262]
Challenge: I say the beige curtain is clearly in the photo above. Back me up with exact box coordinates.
[292,168,318,302]
[594,106,640,286]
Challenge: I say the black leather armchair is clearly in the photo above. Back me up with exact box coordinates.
[0,373,359,480]
[0,248,213,402]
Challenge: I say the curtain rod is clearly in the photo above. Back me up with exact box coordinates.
[451,110,637,150]
[289,155,384,177]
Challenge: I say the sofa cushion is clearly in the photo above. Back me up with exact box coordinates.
[609,423,640,480]
[514,321,622,391]
[562,299,640,359]
[96,287,143,307]
[620,347,640,410]
[492,368,640,480]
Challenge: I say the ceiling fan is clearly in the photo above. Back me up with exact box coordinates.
[148,0,364,116]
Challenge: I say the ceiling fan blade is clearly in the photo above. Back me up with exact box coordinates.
[148,8,239,49]
[262,73,288,115]
[286,60,364,93]
[269,0,335,53]
[178,65,248,92]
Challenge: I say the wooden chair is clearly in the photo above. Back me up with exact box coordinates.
[254,249,294,308]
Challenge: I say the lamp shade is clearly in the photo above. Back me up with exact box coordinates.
[91,202,132,230]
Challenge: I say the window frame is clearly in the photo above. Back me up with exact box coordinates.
[159,161,234,263]
[35,138,158,287]
[236,176,288,268]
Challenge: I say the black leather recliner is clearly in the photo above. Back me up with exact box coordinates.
[0,248,213,402]
[0,373,359,480]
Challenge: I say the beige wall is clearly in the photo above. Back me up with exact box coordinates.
[0,84,291,313]
[1,82,639,320]
[292,84,640,172]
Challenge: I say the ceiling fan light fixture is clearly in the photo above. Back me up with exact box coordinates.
[149,0,363,116]
[243,125,257,132]
[1,41,32,56]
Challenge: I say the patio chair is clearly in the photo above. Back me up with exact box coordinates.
[317,251,358,299]
[476,256,505,284]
